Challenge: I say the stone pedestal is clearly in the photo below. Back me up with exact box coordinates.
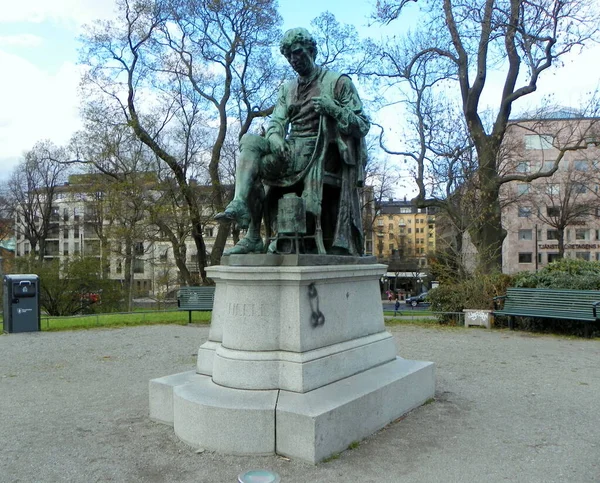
[149,256,435,463]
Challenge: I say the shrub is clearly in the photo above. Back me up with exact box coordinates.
[513,258,600,290]
[428,272,513,323]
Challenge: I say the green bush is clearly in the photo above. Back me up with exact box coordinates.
[13,255,126,316]
[513,258,600,290]
[428,272,513,323]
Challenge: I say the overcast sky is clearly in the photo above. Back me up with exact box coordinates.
[1,0,599,184]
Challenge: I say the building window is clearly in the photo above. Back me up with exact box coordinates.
[546,184,560,195]
[377,219,384,226]
[408,228,412,233]
[133,259,145,273]
[518,206,532,218]
[63,228,69,239]
[159,250,168,262]
[134,242,144,256]
[389,233,394,240]
[516,184,530,195]
[518,253,533,263]
[399,207,411,214]
[575,252,591,261]
[74,242,80,254]
[205,227,214,237]
[63,243,69,256]
[516,161,530,173]
[388,223,393,231]
[548,253,561,263]
[518,229,533,240]
[116,261,122,274]
[540,161,554,172]
[547,230,559,240]
[525,134,553,150]
[400,227,405,234]
[388,215,393,221]
[574,182,587,194]
[574,160,589,171]
[575,229,589,240]
[547,206,560,217]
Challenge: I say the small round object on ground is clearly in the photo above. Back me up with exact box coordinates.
[237,469,281,483]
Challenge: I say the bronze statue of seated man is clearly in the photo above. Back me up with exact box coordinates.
[215,27,370,256]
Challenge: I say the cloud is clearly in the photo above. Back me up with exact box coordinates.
[0,50,84,161]
[0,0,117,26]
[0,34,43,47]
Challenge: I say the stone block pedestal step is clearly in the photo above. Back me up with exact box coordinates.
[150,357,435,464]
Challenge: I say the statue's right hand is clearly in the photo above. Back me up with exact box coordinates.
[269,135,287,158]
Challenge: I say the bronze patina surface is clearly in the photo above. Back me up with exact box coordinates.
[215,27,369,257]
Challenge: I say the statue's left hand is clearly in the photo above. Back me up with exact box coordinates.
[312,96,339,118]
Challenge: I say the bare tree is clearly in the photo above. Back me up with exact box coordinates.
[79,0,283,280]
[371,0,600,271]
[6,141,70,261]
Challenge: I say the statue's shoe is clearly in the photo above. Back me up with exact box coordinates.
[224,237,264,255]
[214,199,251,229]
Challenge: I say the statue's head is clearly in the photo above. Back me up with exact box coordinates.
[280,28,318,61]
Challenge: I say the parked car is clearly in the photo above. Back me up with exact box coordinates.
[405,292,428,307]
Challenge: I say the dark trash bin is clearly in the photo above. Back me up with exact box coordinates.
[2,274,41,333]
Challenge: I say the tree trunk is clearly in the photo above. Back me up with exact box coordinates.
[124,240,133,312]
[558,231,565,258]
[468,145,505,273]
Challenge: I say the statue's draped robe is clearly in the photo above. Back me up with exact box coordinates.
[262,67,370,255]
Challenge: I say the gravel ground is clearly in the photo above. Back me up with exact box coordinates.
[1,324,599,483]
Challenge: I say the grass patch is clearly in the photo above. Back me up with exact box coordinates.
[384,309,433,317]
[1,310,211,332]
[322,453,340,463]
[385,316,440,326]
[347,441,360,450]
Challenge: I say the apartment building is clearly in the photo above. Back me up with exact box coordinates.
[375,198,437,268]
[501,112,600,273]
[14,174,228,296]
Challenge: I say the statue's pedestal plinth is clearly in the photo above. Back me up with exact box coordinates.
[149,256,435,463]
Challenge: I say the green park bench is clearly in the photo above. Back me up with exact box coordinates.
[493,287,600,338]
[177,286,215,323]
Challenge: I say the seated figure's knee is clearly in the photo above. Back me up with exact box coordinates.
[240,134,268,156]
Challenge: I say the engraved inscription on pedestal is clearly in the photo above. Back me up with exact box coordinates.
[228,302,271,318]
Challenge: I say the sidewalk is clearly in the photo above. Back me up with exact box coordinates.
[1,325,598,482]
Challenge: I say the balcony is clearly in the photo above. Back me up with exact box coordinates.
[43,241,60,258]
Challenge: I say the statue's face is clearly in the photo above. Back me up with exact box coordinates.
[287,42,315,77]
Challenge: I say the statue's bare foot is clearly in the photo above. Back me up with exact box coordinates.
[224,236,264,255]
[215,199,251,229]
